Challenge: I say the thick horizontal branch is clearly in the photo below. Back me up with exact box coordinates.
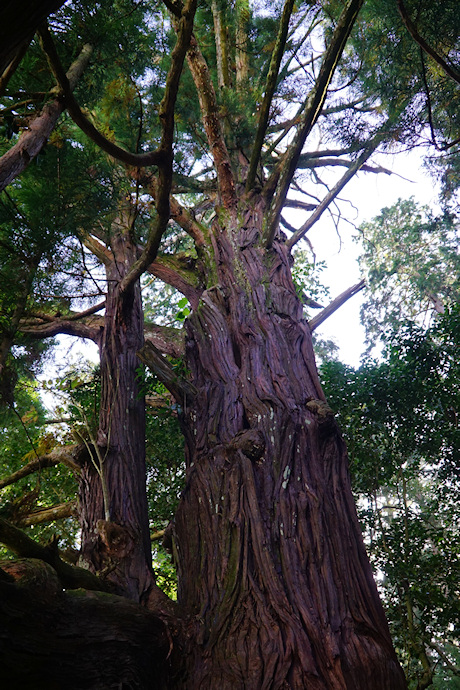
[0,515,110,592]
[309,279,365,331]
[0,444,83,490]
[0,43,93,191]
[397,0,460,86]
[18,500,77,527]
[137,340,196,405]
[150,528,166,542]
[20,314,102,342]
[297,156,393,175]
[284,198,316,212]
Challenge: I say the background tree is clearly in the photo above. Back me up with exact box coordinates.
[0,0,459,687]
[321,307,460,689]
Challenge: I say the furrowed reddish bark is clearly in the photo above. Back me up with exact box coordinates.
[171,203,406,689]
[78,229,154,601]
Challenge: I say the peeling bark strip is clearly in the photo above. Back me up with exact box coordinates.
[172,209,406,688]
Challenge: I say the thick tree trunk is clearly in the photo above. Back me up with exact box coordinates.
[78,230,154,601]
[172,207,407,689]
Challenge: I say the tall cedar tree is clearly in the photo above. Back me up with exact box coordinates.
[0,0,459,687]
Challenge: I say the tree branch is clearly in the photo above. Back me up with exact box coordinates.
[297,156,393,175]
[0,43,93,191]
[185,34,237,208]
[263,0,365,246]
[20,314,102,341]
[397,0,460,86]
[37,25,169,168]
[17,500,77,527]
[309,280,365,331]
[144,323,184,359]
[428,641,460,676]
[287,131,385,249]
[118,0,197,294]
[0,445,83,490]
[137,170,206,248]
[211,0,230,89]
[147,255,203,310]
[137,340,196,405]
[0,515,111,592]
[82,233,113,266]
[246,0,296,191]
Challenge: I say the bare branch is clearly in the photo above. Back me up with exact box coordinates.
[284,199,316,212]
[263,0,365,246]
[20,314,101,342]
[397,0,460,86]
[246,0,296,191]
[297,156,393,175]
[287,131,385,249]
[0,43,93,191]
[309,280,365,331]
[211,0,230,89]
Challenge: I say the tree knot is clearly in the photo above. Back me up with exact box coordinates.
[96,520,134,558]
[306,398,334,419]
[229,429,265,462]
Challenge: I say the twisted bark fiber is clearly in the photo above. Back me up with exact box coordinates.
[172,205,406,689]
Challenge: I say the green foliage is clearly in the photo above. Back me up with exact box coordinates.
[321,307,460,686]
[358,198,460,346]
[0,380,79,557]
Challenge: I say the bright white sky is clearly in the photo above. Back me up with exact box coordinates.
[304,148,441,366]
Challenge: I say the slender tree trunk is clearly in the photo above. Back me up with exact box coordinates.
[172,204,407,688]
[78,228,154,601]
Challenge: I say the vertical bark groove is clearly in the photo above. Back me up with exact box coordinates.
[172,208,406,689]
[79,230,154,601]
